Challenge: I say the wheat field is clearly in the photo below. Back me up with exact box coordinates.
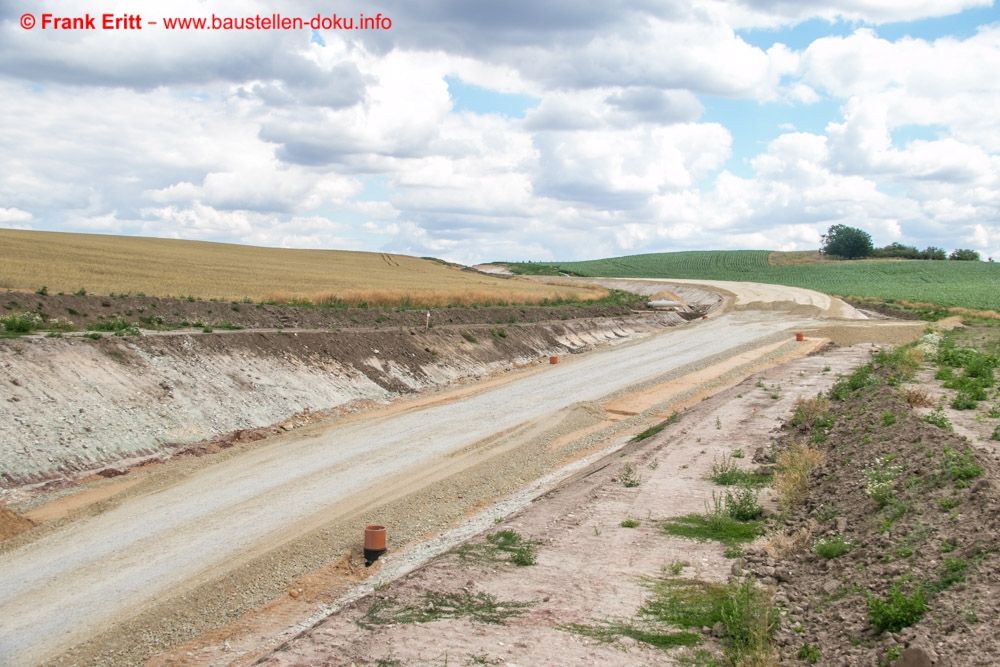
[0,229,603,305]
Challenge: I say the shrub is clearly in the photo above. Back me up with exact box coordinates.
[905,388,934,407]
[1,312,42,333]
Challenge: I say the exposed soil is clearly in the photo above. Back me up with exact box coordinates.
[1,293,712,494]
[239,346,874,667]
[762,365,1000,666]
[3,279,960,667]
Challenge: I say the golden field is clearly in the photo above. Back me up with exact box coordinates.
[0,229,604,305]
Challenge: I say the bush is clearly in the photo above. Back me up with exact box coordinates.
[1,312,42,333]
[923,408,952,430]
[940,447,983,482]
[726,484,763,521]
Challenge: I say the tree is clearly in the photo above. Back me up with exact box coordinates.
[820,225,874,259]
[949,249,981,261]
[923,246,946,261]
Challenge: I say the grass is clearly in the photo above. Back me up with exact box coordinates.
[708,454,772,487]
[0,229,604,305]
[620,462,643,488]
[660,493,764,546]
[506,249,1000,312]
[814,535,852,559]
[773,442,826,510]
[565,575,775,663]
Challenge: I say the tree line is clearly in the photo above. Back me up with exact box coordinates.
[820,224,985,262]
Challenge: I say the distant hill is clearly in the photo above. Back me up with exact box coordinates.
[0,229,600,306]
[506,250,1000,312]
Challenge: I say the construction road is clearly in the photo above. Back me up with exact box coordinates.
[0,285,879,665]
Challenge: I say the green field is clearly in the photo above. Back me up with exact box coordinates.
[511,251,1000,312]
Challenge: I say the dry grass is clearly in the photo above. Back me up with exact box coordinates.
[0,229,604,305]
[790,394,830,427]
[756,521,816,559]
[773,442,826,510]
[905,387,935,407]
[768,250,835,267]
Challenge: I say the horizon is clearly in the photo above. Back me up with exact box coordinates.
[2,1,999,264]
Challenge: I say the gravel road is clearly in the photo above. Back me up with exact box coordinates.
[0,310,823,665]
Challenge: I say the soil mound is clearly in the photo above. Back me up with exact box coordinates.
[754,366,1000,666]
[0,506,34,540]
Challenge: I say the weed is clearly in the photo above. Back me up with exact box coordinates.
[867,584,927,633]
[708,454,770,487]
[660,494,763,546]
[633,424,666,442]
[731,448,744,459]
[648,458,660,470]
[992,425,1000,441]
[798,643,820,664]
[620,462,643,488]
[905,388,935,407]
[725,484,763,522]
[35,286,47,296]
[74,288,87,296]
[885,646,902,665]
[937,495,962,511]
[361,591,532,628]
[923,408,952,430]
[490,328,507,340]
[863,457,903,507]
[773,442,826,510]
[951,393,980,410]
[593,525,602,536]
[814,535,852,559]
[940,447,984,483]
[460,331,478,343]
[1,312,41,334]
[724,545,745,558]
[721,576,777,666]
[715,416,722,429]
[932,557,970,593]
[881,411,897,426]
[666,560,684,576]
[453,530,537,567]
[620,516,641,528]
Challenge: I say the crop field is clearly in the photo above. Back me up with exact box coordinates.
[516,250,1000,312]
[0,229,603,305]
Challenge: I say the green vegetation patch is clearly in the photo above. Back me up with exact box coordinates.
[452,529,538,567]
[360,590,532,628]
[509,250,1000,312]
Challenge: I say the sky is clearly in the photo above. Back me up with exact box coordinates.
[1,1,999,264]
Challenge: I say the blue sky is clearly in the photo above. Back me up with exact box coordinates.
[1,0,999,263]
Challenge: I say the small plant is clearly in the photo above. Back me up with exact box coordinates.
[74,287,87,296]
[798,643,820,664]
[731,448,744,459]
[460,331,478,343]
[937,495,962,511]
[35,286,48,296]
[648,458,659,470]
[453,530,537,567]
[940,446,984,483]
[1,312,42,334]
[715,416,722,429]
[881,411,897,426]
[885,646,902,664]
[620,462,643,488]
[721,576,777,665]
[863,457,903,507]
[725,484,763,521]
[593,525,602,536]
[665,560,684,576]
[814,535,852,559]
[923,408,952,430]
[620,516,641,528]
[992,425,1000,442]
[867,584,927,633]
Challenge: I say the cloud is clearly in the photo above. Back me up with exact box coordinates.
[1,0,998,263]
